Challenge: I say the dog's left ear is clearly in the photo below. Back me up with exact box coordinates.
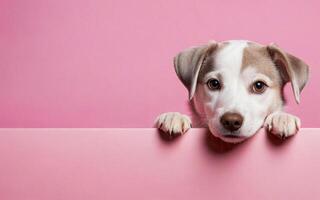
[174,41,218,100]
[267,44,309,104]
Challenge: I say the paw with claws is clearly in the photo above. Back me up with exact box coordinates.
[264,111,301,139]
[155,112,191,135]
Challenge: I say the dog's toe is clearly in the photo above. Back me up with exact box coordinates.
[155,112,191,135]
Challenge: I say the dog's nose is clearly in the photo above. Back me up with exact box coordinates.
[220,112,243,132]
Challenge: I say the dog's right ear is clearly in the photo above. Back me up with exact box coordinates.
[267,44,309,104]
[174,41,218,100]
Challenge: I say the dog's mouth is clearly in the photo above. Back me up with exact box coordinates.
[208,122,249,143]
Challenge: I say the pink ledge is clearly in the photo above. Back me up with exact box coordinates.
[0,128,319,200]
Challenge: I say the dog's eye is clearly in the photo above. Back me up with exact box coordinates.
[207,79,221,90]
[252,81,267,94]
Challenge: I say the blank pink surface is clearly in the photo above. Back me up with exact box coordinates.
[0,128,319,199]
[0,0,319,127]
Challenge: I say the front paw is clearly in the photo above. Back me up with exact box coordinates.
[155,112,191,135]
[264,112,301,139]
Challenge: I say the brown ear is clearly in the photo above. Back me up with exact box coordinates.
[267,44,309,104]
[174,41,218,100]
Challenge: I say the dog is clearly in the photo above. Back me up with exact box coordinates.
[155,40,309,143]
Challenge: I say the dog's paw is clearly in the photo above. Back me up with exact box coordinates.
[155,112,191,135]
[264,111,301,139]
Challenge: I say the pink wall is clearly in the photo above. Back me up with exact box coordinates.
[0,0,319,127]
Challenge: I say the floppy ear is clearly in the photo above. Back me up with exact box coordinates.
[174,41,218,100]
[267,44,309,104]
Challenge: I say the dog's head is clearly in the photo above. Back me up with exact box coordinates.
[174,40,309,143]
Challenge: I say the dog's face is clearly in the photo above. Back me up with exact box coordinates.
[174,40,308,143]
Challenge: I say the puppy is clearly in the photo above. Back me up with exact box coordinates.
[155,40,309,143]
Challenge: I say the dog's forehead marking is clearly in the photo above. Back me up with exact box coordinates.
[199,41,247,81]
[214,40,248,72]
[199,40,282,88]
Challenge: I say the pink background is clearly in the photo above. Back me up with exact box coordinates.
[0,0,319,127]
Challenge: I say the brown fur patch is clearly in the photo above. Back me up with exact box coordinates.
[242,43,283,88]
[198,42,229,83]
[242,43,284,110]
